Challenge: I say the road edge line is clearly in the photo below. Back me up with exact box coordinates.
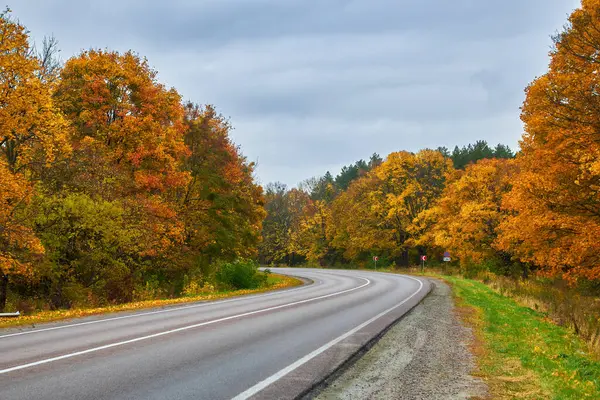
[0,277,370,375]
[300,276,435,399]
[231,274,431,400]
[0,274,314,339]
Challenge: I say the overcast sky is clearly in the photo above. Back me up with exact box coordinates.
[12,0,580,187]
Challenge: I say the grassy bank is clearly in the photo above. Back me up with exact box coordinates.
[439,275,600,399]
[0,273,302,329]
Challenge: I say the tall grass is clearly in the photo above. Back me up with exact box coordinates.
[485,276,600,356]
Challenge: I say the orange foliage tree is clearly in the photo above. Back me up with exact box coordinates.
[0,10,69,310]
[54,49,189,196]
[32,50,192,305]
[497,1,600,282]
[0,10,70,174]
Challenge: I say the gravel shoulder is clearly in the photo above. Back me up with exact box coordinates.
[310,279,487,400]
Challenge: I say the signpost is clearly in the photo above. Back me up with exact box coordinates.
[420,255,427,272]
[443,251,451,262]
[373,256,379,269]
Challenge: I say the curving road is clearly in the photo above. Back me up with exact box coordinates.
[0,268,430,400]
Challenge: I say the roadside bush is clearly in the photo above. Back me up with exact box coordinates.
[133,276,166,302]
[215,259,267,290]
[181,274,215,296]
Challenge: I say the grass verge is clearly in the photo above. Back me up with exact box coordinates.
[0,273,302,329]
[436,274,600,399]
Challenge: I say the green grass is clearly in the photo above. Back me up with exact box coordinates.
[443,275,600,399]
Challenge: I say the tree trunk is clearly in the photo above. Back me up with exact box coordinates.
[0,273,8,312]
[521,263,529,279]
[396,249,410,267]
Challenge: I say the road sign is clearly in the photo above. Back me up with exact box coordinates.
[420,255,427,261]
[373,256,379,262]
[443,251,451,262]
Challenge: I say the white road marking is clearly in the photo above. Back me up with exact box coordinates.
[0,272,320,339]
[230,275,425,400]
[0,277,370,375]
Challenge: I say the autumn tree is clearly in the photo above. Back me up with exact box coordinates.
[497,0,600,282]
[374,150,453,264]
[292,199,334,265]
[328,172,382,263]
[0,11,70,311]
[178,103,265,277]
[259,184,311,265]
[423,159,518,274]
[327,150,453,266]
[54,49,190,250]
[53,49,189,197]
[33,49,191,304]
[0,10,70,174]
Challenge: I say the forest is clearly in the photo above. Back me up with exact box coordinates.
[2,0,600,328]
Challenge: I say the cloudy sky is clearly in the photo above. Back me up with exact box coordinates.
[12,0,579,187]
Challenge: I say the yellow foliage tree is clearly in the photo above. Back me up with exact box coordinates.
[424,159,517,269]
[329,150,453,265]
[292,199,331,265]
[0,10,70,174]
[328,172,383,262]
[0,10,69,311]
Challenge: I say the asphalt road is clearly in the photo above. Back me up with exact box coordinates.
[0,268,430,400]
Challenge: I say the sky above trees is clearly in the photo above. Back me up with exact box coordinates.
[12,0,580,186]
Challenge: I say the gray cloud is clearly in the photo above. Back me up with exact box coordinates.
[12,0,580,186]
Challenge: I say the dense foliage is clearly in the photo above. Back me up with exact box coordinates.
[0,12,264,311]
[215,259,267,290]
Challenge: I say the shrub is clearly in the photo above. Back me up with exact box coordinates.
[133,276,165,302]
[215,259,267,290]
[182,276,215,296]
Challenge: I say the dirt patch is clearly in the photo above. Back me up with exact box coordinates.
[310,279,487,400]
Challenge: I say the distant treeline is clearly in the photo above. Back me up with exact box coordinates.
[259,140,516,268]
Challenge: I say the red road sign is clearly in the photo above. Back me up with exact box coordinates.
[373,256,379,261]
[443,251,450,257]
[420,255,427,261]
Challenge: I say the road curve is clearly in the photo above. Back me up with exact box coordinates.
[0,268,430,400]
